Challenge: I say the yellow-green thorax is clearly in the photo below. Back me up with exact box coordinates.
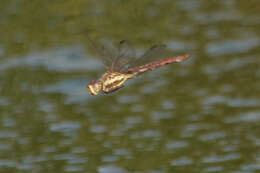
[101,72,135,93]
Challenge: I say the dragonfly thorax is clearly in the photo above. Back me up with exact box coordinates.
[101,72,135,93]
[87,72,135,95]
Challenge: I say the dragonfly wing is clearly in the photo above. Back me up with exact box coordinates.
[86,36,118,71]
[144,44,165,56]
[113,40,137,72]
[86,37,170,73]
[136,44,166,64]
[120,44,167,72]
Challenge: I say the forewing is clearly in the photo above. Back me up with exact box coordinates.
[112,40,137,72]
[86,36,117,71]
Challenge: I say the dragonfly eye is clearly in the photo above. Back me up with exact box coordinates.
[87,80,102,95]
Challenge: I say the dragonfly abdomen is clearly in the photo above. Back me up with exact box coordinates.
[127,55,189,75]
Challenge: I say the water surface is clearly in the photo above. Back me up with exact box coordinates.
[0,0,259,173]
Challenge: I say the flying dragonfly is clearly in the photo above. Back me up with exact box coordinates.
[87,38,189,95]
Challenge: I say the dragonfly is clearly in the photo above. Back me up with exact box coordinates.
[87,38,189,95]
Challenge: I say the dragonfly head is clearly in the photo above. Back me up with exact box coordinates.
[87,80,102,95]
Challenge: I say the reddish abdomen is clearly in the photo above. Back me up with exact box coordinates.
[126,55,189,74]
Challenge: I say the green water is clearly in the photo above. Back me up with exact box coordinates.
[0,0,259,173]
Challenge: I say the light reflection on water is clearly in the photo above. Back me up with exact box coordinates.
[0,45,102,72]
[98,165,128,173]
[206,38,259,56]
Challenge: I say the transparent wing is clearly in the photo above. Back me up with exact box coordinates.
[86,37,167,73]
[86,36,116,71]
[112,40,136,72]
[119,44,167,72]
[139,44,166,61]
[86,37,137,72]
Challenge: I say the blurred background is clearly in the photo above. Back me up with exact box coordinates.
[0,0,259,173]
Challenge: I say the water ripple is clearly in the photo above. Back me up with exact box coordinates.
[206,38,259,56]
[0,45,102,72]
[50,121,81,133]
[165,140,188,149]
[202,153,241,163]
[98,165,129,173]
[199,131,226,141]
[225,111,260,123]
[170,157,193,166]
